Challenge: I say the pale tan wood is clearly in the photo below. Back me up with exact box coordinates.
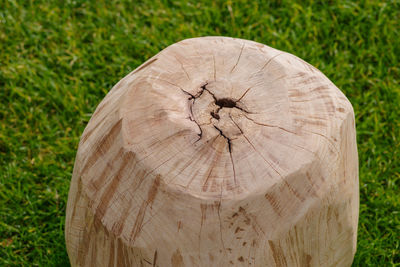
[65,37,359,267]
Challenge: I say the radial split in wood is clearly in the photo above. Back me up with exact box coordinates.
[65,37,359,267]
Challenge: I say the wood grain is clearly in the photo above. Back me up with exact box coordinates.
[65,37,359,266]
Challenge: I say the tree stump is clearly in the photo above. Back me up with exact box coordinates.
[65,37,359,266]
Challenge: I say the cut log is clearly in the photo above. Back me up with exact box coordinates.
[65,37,359,267]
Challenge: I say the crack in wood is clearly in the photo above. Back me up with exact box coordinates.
[182,82,253,152]
[231,42,245,73]
[213,125,232,153]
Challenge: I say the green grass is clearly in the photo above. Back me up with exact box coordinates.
[0,0,399,266]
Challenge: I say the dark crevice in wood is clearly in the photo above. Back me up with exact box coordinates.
[242,114,299,136]
[184,82,251,149]
[215,98,237,108]
[237,86,252,102]
[213,125,232,153]
[230,42,245,73]
[181,85,206,141]
[203,85,250,113]
[229,114,244,135]
[210,111,220,120]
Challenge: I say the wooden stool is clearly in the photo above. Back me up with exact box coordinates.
[65,37,359,266]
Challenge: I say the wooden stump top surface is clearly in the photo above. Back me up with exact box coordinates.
[80,37,353,199]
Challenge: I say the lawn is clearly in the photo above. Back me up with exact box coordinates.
[0,0,399,266]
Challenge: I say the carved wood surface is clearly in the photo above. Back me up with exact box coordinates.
[65,37,359,267]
